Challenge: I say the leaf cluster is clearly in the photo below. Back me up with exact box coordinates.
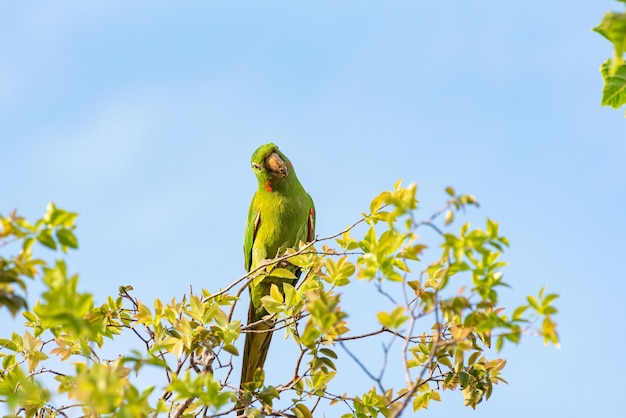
[595,1,626,114]
[0,183,559,417]
[0,203,78,315]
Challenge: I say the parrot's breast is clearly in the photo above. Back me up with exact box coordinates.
[251,190,310,267]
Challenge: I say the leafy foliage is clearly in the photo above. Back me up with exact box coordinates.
[0,183,559,417]
[0,203,78,316]
[594,1,626,114]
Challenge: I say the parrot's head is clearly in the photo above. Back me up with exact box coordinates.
[250,143,294,190]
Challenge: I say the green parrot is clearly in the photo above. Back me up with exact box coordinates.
[240,143,315,389]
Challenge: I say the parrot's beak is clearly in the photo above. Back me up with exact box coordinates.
[266,152,288,178]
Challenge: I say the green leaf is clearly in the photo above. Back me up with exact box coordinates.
[600,59,626,108]
[377,311,392,328]
[542,317,560,347]
[0,272,20,284]
[370,192,386,214]
[56,229,78,249]
[467,351,481,366]
[543,306,558,315]
[325,256,355,286]
[459,371,470,388]
[407,280,420,294]
[437,353,452,368]
[512,305,528,321]
[282,282,298,308]
[223,344,239,356]
[271,268,297,280]
[0,338,18,351]
[376,306,408,329]
[542,293,559,307]
[444,209,454,225]
[36,229,57,250]
[22,237,35,253]
[43,202,57,223]
[431,390,441,402]
[269,284,283,303]
[320,348,338,359]
[594,11,626,63]
[292,403,313,418]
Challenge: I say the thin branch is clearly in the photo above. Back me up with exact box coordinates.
[335,327,387,341]
[202,406,239,418]
[309,395,323,416]
[375,280,398,305]
[28,367,67,378]
[325,326,432,344]
[339,340,385,393]
[390,284,444,417]
[241,312,309,334]
[377,339,392,386]
[171,397,196,418]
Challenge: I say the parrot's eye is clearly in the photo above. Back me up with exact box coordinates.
[251,162,262,171]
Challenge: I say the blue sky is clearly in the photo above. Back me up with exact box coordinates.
[1,1,625,416]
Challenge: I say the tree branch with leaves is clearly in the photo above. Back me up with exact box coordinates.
[0,182,558,417]
[595,0,626,114]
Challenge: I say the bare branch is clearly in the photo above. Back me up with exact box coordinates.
[339,340,385,393]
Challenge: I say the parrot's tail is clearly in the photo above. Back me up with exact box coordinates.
[240,319,274,386]
[237,305,275,416]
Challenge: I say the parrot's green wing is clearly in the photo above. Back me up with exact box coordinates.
[243,203,261,273]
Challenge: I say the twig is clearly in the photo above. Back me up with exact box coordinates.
[339,340,385,393]
[375,280,398,305]
[390,281,444,417]
[171,397,196,418]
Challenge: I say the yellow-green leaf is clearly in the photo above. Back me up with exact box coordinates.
[271,268,297,280]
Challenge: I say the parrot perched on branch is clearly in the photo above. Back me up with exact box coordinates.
[240,143,315,390]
